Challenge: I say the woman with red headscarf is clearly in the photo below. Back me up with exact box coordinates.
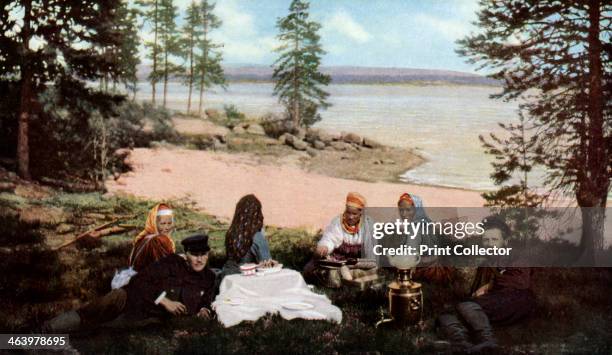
[128,203,176,271]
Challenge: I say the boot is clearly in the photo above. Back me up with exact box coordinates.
[456,302,498,353]
[42,310,81,333]
[437,313,473,353]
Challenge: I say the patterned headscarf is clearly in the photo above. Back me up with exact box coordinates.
[342,192,366,234]
[225,195,264,261]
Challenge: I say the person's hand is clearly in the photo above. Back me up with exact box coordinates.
[315,246,328,258]
[159,298,187,315]
[260,259,278,268]
[472,283,491,298]
[197,307,212,319]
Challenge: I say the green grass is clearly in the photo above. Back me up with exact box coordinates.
[1,192,611,354]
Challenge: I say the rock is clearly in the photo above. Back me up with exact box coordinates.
[363,137,383,149]
[313,140,326,150]
[246,123,266,136]
[278,133,291,145]
[205,108,220,119]
[330,141,352,151]
[294,127,306,140]
[212,138,226,150]
[342,132,363,145]
[287,136,308,150]
[56,223,75,234]
[290,138,309,151]
[317,131,334,144]
[232,126,246,134]
[304,128,320,143]
[306,147,318,157]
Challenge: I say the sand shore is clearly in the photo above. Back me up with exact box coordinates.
[106,147,484,229]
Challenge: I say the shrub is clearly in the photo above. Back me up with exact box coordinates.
[223,104,245,122]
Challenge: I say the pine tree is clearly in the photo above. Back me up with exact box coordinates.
[179,1,202,114]
[138,0,162,105]
[116,2,142,100]
[158,0,181,108]
[195,0,225,117]
[458,0,611,261]
[273,0,331,128]
[0,0,125,179]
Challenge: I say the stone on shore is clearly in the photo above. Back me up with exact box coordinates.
[232,126,246,134]
[289,138,309,151]
[342,132,362,145]
[246,123,266,136]
[363,137,383,149]
[313,140,326,150]
[330,141,352,151]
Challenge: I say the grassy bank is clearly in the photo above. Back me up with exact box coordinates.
[1,190,611,354]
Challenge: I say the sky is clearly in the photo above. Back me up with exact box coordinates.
[139,0,482,73]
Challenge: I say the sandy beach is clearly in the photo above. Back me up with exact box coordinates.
[107,147,484,229]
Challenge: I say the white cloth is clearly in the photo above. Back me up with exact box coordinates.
[111,267,138,289]
[212,269,342,327]
[318,215,376,260]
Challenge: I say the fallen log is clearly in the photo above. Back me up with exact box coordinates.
[54,221,139,251]
[40,177,101,193]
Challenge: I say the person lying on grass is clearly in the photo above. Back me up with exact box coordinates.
[303,192,378,286]
[44,234,217,332]
[221,194,278,277]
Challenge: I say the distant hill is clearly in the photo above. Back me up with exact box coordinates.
[137,64,498,86]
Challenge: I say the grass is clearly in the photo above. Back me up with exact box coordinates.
[1,191,611,354]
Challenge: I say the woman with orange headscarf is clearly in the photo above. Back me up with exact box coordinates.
[128,203,176,272]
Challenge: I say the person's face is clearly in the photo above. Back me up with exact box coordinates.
[186,251,209,272]
[398,200,416,221]
[344,205,362,226]
[156,215,174,235]
[482,229,506,248]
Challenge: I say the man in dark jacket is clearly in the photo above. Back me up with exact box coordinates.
[44,234,216,332]
[438,218,535,353]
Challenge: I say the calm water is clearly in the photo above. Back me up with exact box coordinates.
[136,82,522,191]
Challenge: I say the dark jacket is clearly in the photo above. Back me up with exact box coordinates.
[124,254,216,318]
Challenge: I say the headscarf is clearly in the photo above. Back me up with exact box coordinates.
[342,192,366,234]
[133,203,175,250]
[397,193,428,222]
[225,195,264,261]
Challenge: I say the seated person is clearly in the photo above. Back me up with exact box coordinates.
[44,234,216,332]
[222,194,277,276]
[128,203,176,272]
[304,192,378,284]
[437,218,535,353]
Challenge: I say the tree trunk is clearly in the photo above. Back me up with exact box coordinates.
[187,34,194,114]
[577,0,608,264]
[198,18,209,117]
[152,0,159,105]
[292,34,300,127]
[163,48,168,108]
[17,0,33,180]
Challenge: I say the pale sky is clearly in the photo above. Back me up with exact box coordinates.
[138,0,481,72]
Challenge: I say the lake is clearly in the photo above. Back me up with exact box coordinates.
[136,82,523,191]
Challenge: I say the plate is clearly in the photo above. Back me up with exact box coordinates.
[281,302,315,311]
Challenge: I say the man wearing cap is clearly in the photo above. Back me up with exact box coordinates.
[303,192,378,285]
[44,234,217,332]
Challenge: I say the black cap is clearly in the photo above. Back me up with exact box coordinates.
[181,234,211,253]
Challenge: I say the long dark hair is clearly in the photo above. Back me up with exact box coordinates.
[225,194,264,261]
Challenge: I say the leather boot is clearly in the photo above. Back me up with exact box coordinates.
[456,302,498,353]
[437,313,473,353]
[43,310,81,333]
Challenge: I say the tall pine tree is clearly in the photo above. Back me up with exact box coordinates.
[116,1,142,100]
[158,0,181,108]
[195,0,225,117]
[138,0,162,105]
[458,0,611,262]
[273,0,330,128]
[179,1,202,114]
[0,0,125,179]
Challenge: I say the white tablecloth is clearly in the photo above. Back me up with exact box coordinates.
[212,269,342,327]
